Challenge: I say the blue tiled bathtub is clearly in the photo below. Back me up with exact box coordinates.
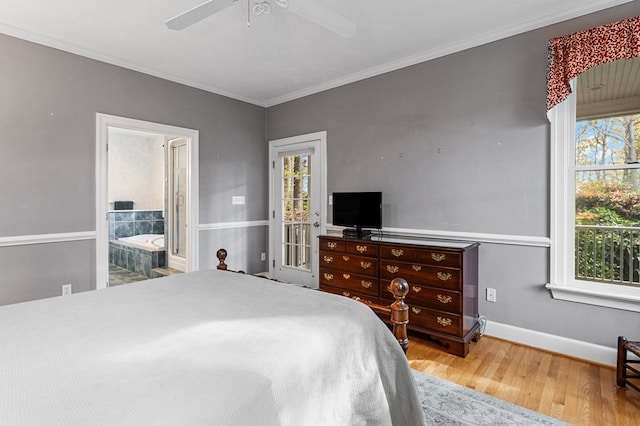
[109,235,166,278]
[108,210,166,278]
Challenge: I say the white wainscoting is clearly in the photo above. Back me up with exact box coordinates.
[198,220,269,231]
[0,231,96,247]
[0,221,270,247]
[326,225,550,247]
[8,224,615,367]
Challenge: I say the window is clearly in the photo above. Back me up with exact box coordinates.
[547,60,640,312]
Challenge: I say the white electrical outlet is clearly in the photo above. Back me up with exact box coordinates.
[261,252,266,261]
[62,284,72,296]
[232,196,245,205]
[486,288,497,303]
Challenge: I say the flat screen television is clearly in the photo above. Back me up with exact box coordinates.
[332,192,382,238]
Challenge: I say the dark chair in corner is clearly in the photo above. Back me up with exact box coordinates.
[617,336,640,392]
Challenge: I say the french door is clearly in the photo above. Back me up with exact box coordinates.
[269,132,327,288]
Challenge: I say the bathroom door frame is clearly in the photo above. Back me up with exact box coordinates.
[95,113,199,289]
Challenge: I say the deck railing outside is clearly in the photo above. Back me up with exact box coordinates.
[284,223,311,269]
[575,225,640,285]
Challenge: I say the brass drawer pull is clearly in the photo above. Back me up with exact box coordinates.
[386,265,399,274]
[361,280,373,289]
[391,248,404,257]
[360,261,372,270]
[431,253,446,262]
[411,307,422,314]
[412,286,422,293]
[437,272,452,281]
[323,273,334,281]
[412,265,422,272]
[356,245,368,253]
[327,241,337,249]
[437,294,452,304]
[343,273,351,279]
[437,316,452,327]
[323,256,334,263]
[343,255,350,261]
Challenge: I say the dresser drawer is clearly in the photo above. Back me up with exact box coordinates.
[416,249,461,268]
[380,245,418,261]
[406,306,462,336]
[320,252,377,276]
[319,238,347,253]
[320,269,378,296]
[346,242,378,257]
[319,285,377,306]
[379,260,461,290]
[381,280,461,313]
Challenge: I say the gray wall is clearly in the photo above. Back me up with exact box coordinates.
[0,33,267,305]
[2,2,639,348]
[266,3,640,347]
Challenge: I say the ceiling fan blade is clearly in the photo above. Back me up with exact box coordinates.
[165,0,233,31]
[287,0,356,38]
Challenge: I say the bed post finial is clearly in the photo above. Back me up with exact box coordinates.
[216,248,228,270]
[389,277,409,353]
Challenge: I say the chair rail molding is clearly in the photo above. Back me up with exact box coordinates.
[0,231,96,247]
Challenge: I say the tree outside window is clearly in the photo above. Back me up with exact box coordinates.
[575,114,640,285]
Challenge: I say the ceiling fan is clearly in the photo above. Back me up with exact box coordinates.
[165,0,357,38]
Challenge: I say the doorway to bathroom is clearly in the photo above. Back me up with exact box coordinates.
[96,114,199,289]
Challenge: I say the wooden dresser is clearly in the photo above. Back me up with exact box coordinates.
[319,234,480,357]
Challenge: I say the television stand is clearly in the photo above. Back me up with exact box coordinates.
[342,228,372,239]
[318,234,480,357]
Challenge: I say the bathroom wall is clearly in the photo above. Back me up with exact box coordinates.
[108,131,165,211]
[108,210,164,240]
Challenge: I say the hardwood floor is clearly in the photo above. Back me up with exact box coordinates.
[406,333,640,425]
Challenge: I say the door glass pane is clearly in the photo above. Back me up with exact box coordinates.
[281,153,311,269]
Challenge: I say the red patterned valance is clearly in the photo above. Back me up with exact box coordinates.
[547,16,640,112]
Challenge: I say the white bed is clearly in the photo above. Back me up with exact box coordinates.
[0,269,425,425]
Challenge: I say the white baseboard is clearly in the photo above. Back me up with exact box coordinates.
[485,320,618,367]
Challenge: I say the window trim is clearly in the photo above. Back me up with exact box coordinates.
[546,80,640,312]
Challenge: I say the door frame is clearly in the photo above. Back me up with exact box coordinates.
[268,131,327,287]
[95,113,199,289]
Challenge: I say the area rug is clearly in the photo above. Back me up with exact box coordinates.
[411,369,571,425]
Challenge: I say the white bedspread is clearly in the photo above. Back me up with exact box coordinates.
[0,270,425,425]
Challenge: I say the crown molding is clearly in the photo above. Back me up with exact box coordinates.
[0,0,633,108]
[0,22,267,107]
[265,0,636,106]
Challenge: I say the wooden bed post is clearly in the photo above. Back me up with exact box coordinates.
[216,249,228,270]
[389,278,410,353]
